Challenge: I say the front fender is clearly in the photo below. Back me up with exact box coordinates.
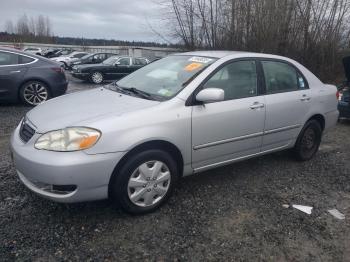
[83,99,192,165]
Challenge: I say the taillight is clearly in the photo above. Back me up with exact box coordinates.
[336,91,340,100]
[51,67,64,74]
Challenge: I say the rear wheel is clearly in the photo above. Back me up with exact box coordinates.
[90,72,104,84]
[293,120,322,161]
[19,81,50,106]
[110,149,178,214]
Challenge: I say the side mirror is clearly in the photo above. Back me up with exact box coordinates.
[114,62,120,66]
[196,88,224,103]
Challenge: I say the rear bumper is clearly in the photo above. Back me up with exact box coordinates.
[71,72,89,80]
[338,103,350,119]
[50,80,68,97]
[324,109,339,132]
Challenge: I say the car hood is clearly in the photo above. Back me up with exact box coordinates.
[343,56,350,82]
[26,88,160,133]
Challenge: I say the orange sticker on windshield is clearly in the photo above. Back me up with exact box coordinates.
[185,63,203,71]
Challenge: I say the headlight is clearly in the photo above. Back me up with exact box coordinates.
[35,127,101,152]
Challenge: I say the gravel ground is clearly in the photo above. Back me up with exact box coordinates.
[1,75,350,261]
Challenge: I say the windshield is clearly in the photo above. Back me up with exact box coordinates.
[103,56,119,65]
[81,54,92,60]
[116,55,217,99]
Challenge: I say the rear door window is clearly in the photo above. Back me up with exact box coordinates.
[261,61,306,94]
[118,57,131,66]
[134,58,148,66]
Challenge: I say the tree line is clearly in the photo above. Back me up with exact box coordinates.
[2,14,181,48]
[161,0,350,81]
[4,14,53,43]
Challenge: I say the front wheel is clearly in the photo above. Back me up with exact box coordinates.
[90,72,104,84]
[293,120,322,161]
[110,149,178,214]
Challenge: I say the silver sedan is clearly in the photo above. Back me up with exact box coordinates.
[11,51,339,214]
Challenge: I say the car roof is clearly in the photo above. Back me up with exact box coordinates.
[0,47,60,65]
[176,50,252,58]
[175,50,295,61]
[0,47,34,56]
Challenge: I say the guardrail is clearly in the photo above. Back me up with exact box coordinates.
[0,42,181,59]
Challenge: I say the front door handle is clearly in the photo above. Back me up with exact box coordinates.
[250,102,265,109]
[10,70,21,74]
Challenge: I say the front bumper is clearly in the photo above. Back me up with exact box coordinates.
[10,124,124,203]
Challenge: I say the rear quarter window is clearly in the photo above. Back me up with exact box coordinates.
[19,55,35,64]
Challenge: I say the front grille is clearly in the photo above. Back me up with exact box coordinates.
[19,121,35,143]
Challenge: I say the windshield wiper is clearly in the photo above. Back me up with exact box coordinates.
[121,87,155,100]
[110,83,156,100]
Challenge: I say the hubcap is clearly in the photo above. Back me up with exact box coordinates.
[302,128,316,150]
[92,72,103,84]
[127,161,171,207]
[23,83,48,105]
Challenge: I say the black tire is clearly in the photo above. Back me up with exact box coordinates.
[90,71,104,84]
[19,81,51,106]
[293,120,322,161]
[109,149,179,214]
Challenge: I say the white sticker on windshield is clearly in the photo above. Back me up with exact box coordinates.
[189,57,213,64]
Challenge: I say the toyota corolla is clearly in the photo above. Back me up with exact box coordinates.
[11,51,339,214]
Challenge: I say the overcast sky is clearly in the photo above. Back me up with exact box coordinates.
[1,0,167,42]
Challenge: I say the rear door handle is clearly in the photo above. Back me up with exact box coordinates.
[300,94,311,101]
[250,102,265,109]
[10,70,21,74]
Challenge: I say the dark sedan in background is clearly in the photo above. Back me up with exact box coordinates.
[0,48,68,106]
[338,56,350,119]
[71,56,149,84]
[67,52,117,69]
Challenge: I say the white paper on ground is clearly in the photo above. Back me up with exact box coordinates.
[292,205,313,215]
[328,209,345,220]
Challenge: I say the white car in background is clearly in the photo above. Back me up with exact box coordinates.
[23,47,42,56]
[50,51,89,69]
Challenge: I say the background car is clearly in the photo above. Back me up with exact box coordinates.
[23,47,42,56]
[50,51,89,69]
[42,48,61,58]
[48,49,76,58]
[71,56,149,84]
[338,56,350,119]
[0,48,68,106]
[67,52,118,69]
